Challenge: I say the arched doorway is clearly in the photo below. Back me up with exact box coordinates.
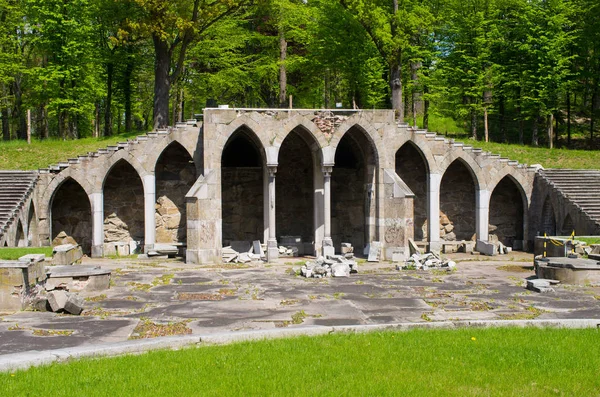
[27,204,38,246]
[541,197,556,236]
[395,142,428,241]
[489,176,525,248]
[50,178,92,254]
[440,160,476,241]
[331,126,377,252]
[155,142,196,245]
[276,128,316,254]
[561,214,574,236]
[15,220,25,247]
[221,128,264,247]
[103,160,145,249]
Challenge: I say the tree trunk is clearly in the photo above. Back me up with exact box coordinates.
[153,35,171,129]
[547,113,553,149]
[517,105,524,144]
[104,62,113,137]
[94,102,100,138]
[13,77,26,140]
[390,62,403,121]
[279,28,287,108]
[1,107,9,141]
[124,47,134,132]
[410,61,421,127]
[484,107,489,142]
[470,107,477,140]
[423,85,429,130]
[532,113,539,146]
[566,91,571,147]
[499,97,506,142]
[324,70,330,108]
[38,105,48,140]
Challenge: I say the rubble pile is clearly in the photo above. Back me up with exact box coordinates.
[222,240,264,263]
[279,246,298,257]
[300,254,358,278]
[398,252,456,271]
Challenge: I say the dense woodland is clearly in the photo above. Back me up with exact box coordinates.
[0,0,599,148]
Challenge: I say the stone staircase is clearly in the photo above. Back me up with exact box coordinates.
[0,171,39,239]
[38,121,198,175]
[397,123,530,170]
[539,169,600,228]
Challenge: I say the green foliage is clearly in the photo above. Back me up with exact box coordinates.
[0,0,598,151]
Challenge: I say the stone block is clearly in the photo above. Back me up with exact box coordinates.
[331,263,350,277]
[0,260,45,311]
[368,241,381,262]
[526,278,557,293]
[52,244,83,265]
[408,239,421,256]
[18,254,46,263]
[341,243,354,254]
[47,290,68,312]
[253,240,264,256]
[64,294,85,315]
[231,241,252,253]
[476,240,497,256]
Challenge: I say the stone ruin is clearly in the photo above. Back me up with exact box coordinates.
[0,244,111,314]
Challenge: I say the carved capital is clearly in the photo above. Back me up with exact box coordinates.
[322,165,333,177]
[267,165,278,177]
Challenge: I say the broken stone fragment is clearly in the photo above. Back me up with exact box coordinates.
[47,290,68,312]
[331,263,350,277]
[64,294,85,315]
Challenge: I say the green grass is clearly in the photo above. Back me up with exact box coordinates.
[577,237,600,245]
[0,247,53,260]
[466,141,600,169]
[0,132,139,170]
[2,328,600,395]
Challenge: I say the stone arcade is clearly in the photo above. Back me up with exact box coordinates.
[3,108,599,262]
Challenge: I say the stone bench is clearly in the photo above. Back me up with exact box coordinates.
[46,265,111,292]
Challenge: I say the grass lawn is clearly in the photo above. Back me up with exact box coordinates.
[0,247,53,260]
[0,132,138,171]
[2,328,599,396]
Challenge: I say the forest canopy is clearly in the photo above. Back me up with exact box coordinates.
[0,0,598,148]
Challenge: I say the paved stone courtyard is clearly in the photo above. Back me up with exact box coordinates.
[2,252,600,356]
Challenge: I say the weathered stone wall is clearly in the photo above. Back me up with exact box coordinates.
[395,144,427,240]
[440,161,476,241]
[221,168,263,244]
[277,132,314,242]
[155,144,196,244]
[51,179,92,253]
[489,177,524,247]
[103,162,145,243]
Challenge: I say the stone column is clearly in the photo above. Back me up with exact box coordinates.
[143,174,156,253]
[476,188,490,242]
[89,192,104,258]
[322,165,334,257]
[427,173,442,253]
[266,165,279,261]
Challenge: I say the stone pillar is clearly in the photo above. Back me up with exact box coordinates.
[427,173,441,253]
[322,165,334,257]
[143,174,156,253]
[476,188,490,242]
[90,192,104,258]
[267,165,278,261]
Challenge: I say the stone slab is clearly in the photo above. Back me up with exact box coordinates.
[367,241,381,262]
[476,240,497,256]
[52,244,83,266]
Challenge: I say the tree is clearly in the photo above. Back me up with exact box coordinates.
[131,0,247,129]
